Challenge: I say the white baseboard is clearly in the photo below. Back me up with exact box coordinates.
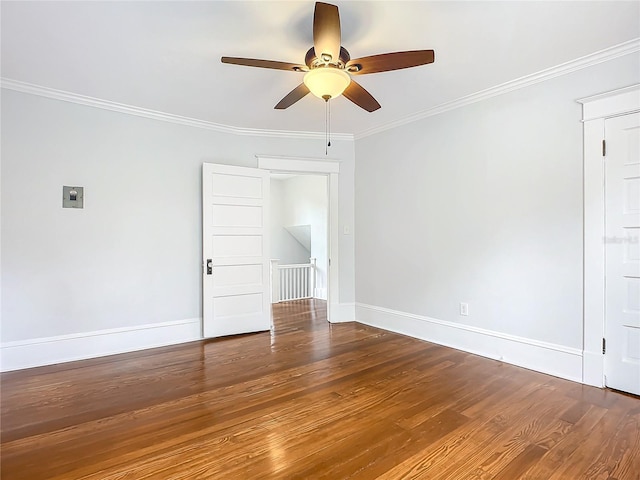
[329,302,355,323]
[355,303,583,383]
[314,288,328,300]
[1,307,588,384]
[0,318,202,372]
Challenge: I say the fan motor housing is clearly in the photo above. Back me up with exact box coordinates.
[305,47,350,69]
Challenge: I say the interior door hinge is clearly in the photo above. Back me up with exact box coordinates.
[602,337,606,354]
[602,139,606,157]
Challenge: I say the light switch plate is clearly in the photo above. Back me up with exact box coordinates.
[63,186,84,208]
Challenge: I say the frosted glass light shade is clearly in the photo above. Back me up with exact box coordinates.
[303,67,351,99]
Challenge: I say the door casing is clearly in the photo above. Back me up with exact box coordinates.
[256,155,340,323]
[579,84,640,387]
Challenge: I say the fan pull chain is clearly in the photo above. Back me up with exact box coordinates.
[325,98,328,155]
[324,98,329,155]
[328,98,332,149]
[323,95,332,156]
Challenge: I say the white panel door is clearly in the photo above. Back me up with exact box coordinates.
[604,112,640,395]
[202,163,271,338]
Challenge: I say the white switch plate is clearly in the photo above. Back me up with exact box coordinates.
[343,226,350,235]
[460,302,469,316]
[63,185,84,208]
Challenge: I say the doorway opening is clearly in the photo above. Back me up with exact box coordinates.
[269,173,328,327]
[202,157,340,341]
[257,154,341,325]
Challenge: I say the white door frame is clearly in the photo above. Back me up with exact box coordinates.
[579,84,640,387]
[257,155,339,323]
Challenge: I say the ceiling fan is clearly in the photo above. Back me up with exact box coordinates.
[221,2,435,112]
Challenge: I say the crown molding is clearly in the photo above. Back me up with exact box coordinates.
[0,78,354,142]
[354,38,640,140]
[2,38,637,143]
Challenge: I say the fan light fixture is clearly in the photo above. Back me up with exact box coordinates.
[303,67,350,100]
[221,2,435,154]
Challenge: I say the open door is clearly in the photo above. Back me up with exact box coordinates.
[202,163,271,338]
[604,113,640,395]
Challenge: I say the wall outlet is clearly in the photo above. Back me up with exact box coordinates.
[460,302,469,316]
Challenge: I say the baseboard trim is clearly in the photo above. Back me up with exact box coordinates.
[0,318,202,372]
[355,303,583,383]
[329,302,355,323]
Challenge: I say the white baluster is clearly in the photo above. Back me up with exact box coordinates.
[309,258,317,299]
[284,268,290,301]
[270,259,280,304]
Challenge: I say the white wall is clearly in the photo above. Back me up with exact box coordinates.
[269,178,311,265]
[279,175,328,299]
[354,54,640,382]
[0,89,356,369]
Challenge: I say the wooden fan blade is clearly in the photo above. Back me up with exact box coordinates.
[275,84,311,109]
[346,50,435,75]
[313,2,341,63]
[343,80,381,112]
[221,57,307,72]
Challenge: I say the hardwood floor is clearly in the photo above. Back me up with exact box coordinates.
[1,299,638,479]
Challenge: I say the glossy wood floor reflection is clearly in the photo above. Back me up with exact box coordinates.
[2,300,639,479]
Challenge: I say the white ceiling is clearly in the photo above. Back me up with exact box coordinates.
[2,1,639,136]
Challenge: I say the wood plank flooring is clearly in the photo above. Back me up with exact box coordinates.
[1,299,639,479]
